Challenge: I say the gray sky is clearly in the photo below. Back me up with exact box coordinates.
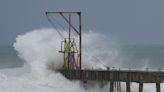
[0,0,164,45]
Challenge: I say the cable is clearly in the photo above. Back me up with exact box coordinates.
[46,14,64,38]
[92,56,106,67]
[49,14,66,31]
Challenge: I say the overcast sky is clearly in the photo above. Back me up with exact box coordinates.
[0,0,164,45]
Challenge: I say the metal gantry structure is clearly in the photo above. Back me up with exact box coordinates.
[46,12,82,70]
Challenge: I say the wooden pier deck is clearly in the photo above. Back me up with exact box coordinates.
[59,69,164,92]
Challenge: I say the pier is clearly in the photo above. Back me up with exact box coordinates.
[59,69,164,92]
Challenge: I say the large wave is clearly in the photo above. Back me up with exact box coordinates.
[13,28,118,92]
[0,28,163,92]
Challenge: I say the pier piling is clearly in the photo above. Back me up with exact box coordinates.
[126,82,131,92]
[139,82,143,92]
[156,83,161,92]
[110,81,114,92]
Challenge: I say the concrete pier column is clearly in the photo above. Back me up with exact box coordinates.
[110,81,114,92]
[156,83,161,92]
[126,82,131,92]
[139,82,143,92]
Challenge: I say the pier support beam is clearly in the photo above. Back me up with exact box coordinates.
[156,83,161,92]
[126,82,131,92]
[139,82,143,92]
[110,81,114,92]
[116,82,121,92]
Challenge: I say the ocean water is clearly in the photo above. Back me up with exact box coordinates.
[0,45,24,69]
[0,28,163,92]
[0,45,164,70]
[120,46,164,69]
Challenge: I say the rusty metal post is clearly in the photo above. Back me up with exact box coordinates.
[139,82,143,92]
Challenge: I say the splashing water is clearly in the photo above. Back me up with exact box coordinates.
[0,28,163,92]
